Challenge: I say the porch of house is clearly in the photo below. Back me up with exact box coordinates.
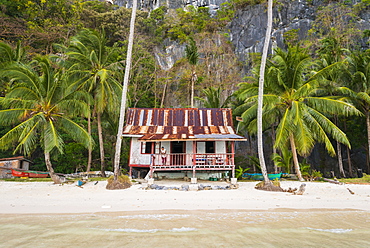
[148,153,235,179]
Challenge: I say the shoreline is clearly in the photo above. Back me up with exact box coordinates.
[1,180,370,214]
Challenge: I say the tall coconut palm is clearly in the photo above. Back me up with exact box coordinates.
[237,45,361,181]
[113,0,137,183]
[185,37,199,108]
[0,56,93,184]
[64,29,123,176]
[317,37,352,178]
[256,0,273,185]
[346,50,370,173]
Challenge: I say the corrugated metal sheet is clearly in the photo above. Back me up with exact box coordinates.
[123,108,246,141]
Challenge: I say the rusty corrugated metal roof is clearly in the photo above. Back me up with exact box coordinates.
[122,108,246,141]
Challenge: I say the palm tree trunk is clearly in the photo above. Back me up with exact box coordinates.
[367,111,370,174]
[44,151,61,184]
[256,0,273,183]
[271,125,278,173]
[113,0,137,181]
[334,116,345,177]
[290,135,304,181]
[97,112,106,177]
[347,146,353,178]
[191,70,195,108]
[86,115,92,172]
[337,141,345,177]
[343,120,353,177]
[160,80,167,108]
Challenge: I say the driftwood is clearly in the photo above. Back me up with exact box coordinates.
[321,177,344,185]
[347,188,355,195]
[293,183,306,195]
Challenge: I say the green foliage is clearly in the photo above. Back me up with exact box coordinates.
[185,38,199,66]
[339,173,370,183]
[230,0,265,9]
[272,149,293,173]
[235,166,250,179]
[161,5,230,43]
[195,86,229,108]
[53,142,87,173]
[236,45,361,158]
[309,2,362,50]
[283,29,299,46]
[0,55,93,155]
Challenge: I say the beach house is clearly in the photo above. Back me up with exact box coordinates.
[0,156,32,178]
[122,108,246,180]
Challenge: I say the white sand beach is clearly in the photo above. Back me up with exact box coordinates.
[1,180,370,214]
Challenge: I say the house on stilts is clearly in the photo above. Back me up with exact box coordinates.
[122,108,246,181]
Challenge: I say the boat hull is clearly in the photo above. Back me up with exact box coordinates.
[243,172,282,180]
[11,169,49,178]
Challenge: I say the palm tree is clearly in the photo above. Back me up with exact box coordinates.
[113,0,138,183]
[185,37,199,108]
[346,50,370,174]
[0,56,93,184]
[237,45,361,181]
[64,29,123,176]
[317,37,352,178]
[0,41,26,96]
[195,86,230,108]
[0,41,25,66]
[256,0,273,185]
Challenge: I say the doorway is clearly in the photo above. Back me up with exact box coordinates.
[171,141,185,165]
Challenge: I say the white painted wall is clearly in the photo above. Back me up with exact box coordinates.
[130,138,150,165]
[216,141,226,153]
[197,142,205,153]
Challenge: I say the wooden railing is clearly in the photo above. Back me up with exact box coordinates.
[149,153,235,178]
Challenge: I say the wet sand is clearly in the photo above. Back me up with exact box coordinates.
[1,209,370,248]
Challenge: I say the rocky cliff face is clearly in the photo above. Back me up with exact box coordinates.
[112,0,370,71]
[114,0,228,12]
[229,0,370,63]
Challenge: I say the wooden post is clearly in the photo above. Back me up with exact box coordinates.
[150,154,154,179]
[193,141,196,178]
[231,141,235,178]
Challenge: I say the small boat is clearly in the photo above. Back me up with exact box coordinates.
[11,168,49,178]
[243,172,282,181]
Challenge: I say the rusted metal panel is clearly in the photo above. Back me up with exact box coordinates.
[123,108,246,141]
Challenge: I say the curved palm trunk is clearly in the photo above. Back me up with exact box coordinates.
[347,146,353,177]
[44,151,61,184]
[337,141,345,177]
[86,115,92,172]
[113,0,137,181]
[256,0,273,183]
[289,135,304,181]
[97,112,106,177]
[334,116,345,177]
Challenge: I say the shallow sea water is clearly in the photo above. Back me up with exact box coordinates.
[0,209,369,248]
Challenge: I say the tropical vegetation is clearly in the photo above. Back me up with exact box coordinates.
[0,0,370,182]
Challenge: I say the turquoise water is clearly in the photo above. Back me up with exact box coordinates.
[0,210,369,247]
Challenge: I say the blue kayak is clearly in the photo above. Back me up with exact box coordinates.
[242,172,283,180]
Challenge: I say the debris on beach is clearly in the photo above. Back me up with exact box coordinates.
[143,183,233,191]
[347,188,355,195]
[293,183,306,195]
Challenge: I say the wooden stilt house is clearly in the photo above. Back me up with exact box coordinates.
[122,108,246,179]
